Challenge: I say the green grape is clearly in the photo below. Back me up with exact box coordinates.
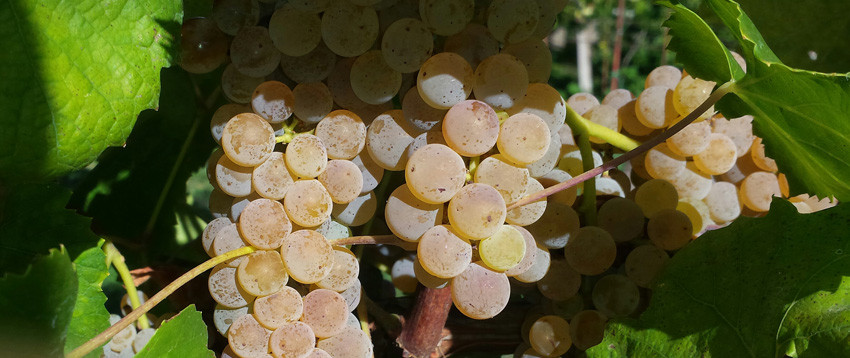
[251,152,295,201]
[569,310,607,350]
[514,243,549,283]
[280,230,334,284]
[441,100,500,157]
[666,120,711,156]
[288,0,330,13]
[306,348,332,358]
[677,197,713,235]
[339,279,362,312]
[498,113,551,165]
[597,197,644,243]
[530,0,568,40]
[693,133,738,175]
[619,99,655,137]
[667,162,713,200]
[635,86,676,129]
[595,176,626,197]
[443,24,500,69]
[209,188,233,219]
[624,244,669,288]
[487,0,539,44]
[351,153,384,194]
[381,18,434,73]
[402,87,446,132]
[212,0,259,36]
[591,274,640,318]
[203,217,233,257]
[584,104,619,144]
[647,209,693,250]
[448,183,506,240]
[285,134,328,178]
[316,326,374,358]
[451,261,510,319]
[221,113,275,167]
[505,178,547,226]
[419,0,474,36]
[316,247,360,292]
[212,223,248,267]
[504,226,538,277]
[391,255,418,293]
[284,180,333,227]
[238,198,290,249]
[318,160,364,204]
[479,225,527,272]
[269,321,315,358]
[413,255,450,289]
[268,5,322,57]
[645,143,686,180]
[528,315,571,357]
[230,26,280,77]
[132,328,155,353]
[351,50,402,105]
[672,75,715,120]
[537,169,577,206]
[331,191,377,227]
[251,81,294,124]
[180,18,228,74]
[644,65,682,90]
[702,181,741,223]
[405,144,467,204]
[321,1,379,57]
[214,304,250,337]
[546,294,584,320]
[711,115,754,157]
[601,88,633,110]
[634,179,678,218]
[279,42,338,84]
[525,131,561,178]
[253,286,303,329]
[751,137,779,172]
[417,225,472,278]
[417,52,474,109]
[474,154,530,204]
[314,219,352,241]
[302,289,349,338]
[563,226,616,276]
[221,64,265,104]
[366,110,417,170]
[565,92,599,116]
[558,149,602,177]
[525,201,580,249]
[501,38,552,83]
[740,171,782,212]
[473,54,529,109]
[293,82,334,125]
[236,250,289,297]
[107,321,136,353]
[536,259,580,301]
[385,184,443,242]
[229,192,261,223]
[316,110,367,161]
[211,104,251,144]
[209,264,254,308]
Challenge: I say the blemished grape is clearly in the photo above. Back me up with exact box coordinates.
[238,198,290,249]
[306,348,333,358]
[525,201,580,249]
[443,24,500,69]
[413,256,450,289]
[479,225,527,272]
[625,244,669,288]
[498,113,551,165]
[285,134,328,178]
[677,198,713,235]
[418,0,474,35]
[474,155,530,204]
[634,179,679,218]
[236,250,288,296]
[598,197,645,243]
[108,322,136,353]
[340,279,362,311]
[280,230,334,284]
[566,92,599,116]
[647,209,693,250]
[251,81,294,124]
[229,193,260,222]
[302,289,349,338]
[673,75,716,120]
[501,38,553,83]
[253,286,303,329]
[209,264,253,308]
[711,115,754,157]
[221,113,275,167]
[536,259,580,301]
[212,0,260,36]
[504,226,538,277]
[666,120,711,156]
[513,243,550,283]
[386,184,444,242]
[293,82,333,125]
[213,223,248,268]
[279,42,338,84]
[636,86,677,129]
[316,247,360,292]
[366,110,417,170]
[211,104,251,144]
[595,176,627,198]
[529,315,571,357]
[405,144,467,204]
[222,64,265,104]
[667,162,713,200]
[230,26,281,77]
[537,169,578,206]
[645,143,686,179]
[316,326,375,358]
[402,87,446,132]
[180,18,228,74]
[694,133,738,175]
[584,104,620,144]
[601,88,634,109]
[569,310,607,350]
[592,274,640,318]
[391,255,418,293]
[269,323,315,358]
[645,65,682,90]
[417,225,473,278]
[203,217,232,257]
[505,178,547,226]
[487,0,539,44]
[740,171,782,212]
[619,99,656,137]
[417,52,475,109]
[321,1,379,57]
[473,54,529,110]
[331,191,378,227]
[563,226,617,276]
[531,0,569,40]
[315,110,367,161]
[703,181,741,223]
[284,180,333,227]
[381,18,434,73]
[441,100,500,157]
[318,160,364,204]
[447,183,506,240]
[268,5,322,57]
[251,152,295,201]
[451,261,511,319]
[406,129,447,160]
[351,50,402,105]
[351,153,384,194]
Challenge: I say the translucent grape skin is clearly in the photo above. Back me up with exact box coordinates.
[230,26,281,77]
[268,5,322,57]
[251,81,295,124]
[497,113,551,165]
[318,160,364,204]
[451,261,511,319]
[504,226,538,277]
[285,134,328,178]
[442,100,500,157]
[405,144,467,204]
[180,18,228,74]
[563,226,617,276]
[385,184,444,242]
[293,82,334,125]
[236,250,288,296]
[419,0,474,36]
[253,286,303,329]
[251,152,294,201]
[625,245,669,288]
[280,229,334,284]
[302,289,349,338]
[417,52,475,109]
[569,310,607,350]
[228,314,270,358]
[448,183,506,240]
[473,54,529,110]
[536,259,580,301]
[647,209,693,250]
[221,113,276,167]
[478,225,526,272]
[486,0,539,44]
[238,198,290,249]
[381,18,434,73]
[350,50,402,105]
[284,180,333,228]
[417,225,473,278]
[597,197,644,243]
[269,321,315,358]
[592,274,640,318]
[316,110,367,160]
[366,110,417,170]
[321,1,379,57]
[529,315,571,357]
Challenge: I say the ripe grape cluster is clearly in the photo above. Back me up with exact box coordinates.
[103,292,160,357]
[182,0,837,357]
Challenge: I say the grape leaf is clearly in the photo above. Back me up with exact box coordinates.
[586,200,850,357]
[661,0,850,201]
[64,244,111,358]
[0,0,182,183]
[134,305,214,358]
[0,248,77,357]
[0,182,99,273]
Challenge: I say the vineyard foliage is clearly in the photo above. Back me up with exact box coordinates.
[0,0,847,357]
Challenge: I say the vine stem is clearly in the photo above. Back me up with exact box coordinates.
[103,242,150,330]
[67,246,257,358]
[564,106,599,225]
[329,235,418,251]
[507,82,733,211]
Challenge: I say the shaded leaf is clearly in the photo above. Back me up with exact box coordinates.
[65,244,111,357]
[0,248,77,357]
[587,201,850,357]
[0,0,182,182]
[134,305,214,358]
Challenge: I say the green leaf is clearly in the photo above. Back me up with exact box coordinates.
[0,0,182,183]
[135,305,214,358]
[661,0,850,201]
[64,244,111,357]
[0,248,77,358]
[659,1,744,83]
[587,201,850,357]
[0,182,99,273]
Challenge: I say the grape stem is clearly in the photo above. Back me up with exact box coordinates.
[465,156,480,182]
[507,82,733,211]
[103,242,150,330]
[275,118,314,143]
[329,235,418,251]
[67,246,257,358]
[564,106,599,225]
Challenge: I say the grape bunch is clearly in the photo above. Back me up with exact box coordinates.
[181,0,838,357]
[103,292,161,357]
